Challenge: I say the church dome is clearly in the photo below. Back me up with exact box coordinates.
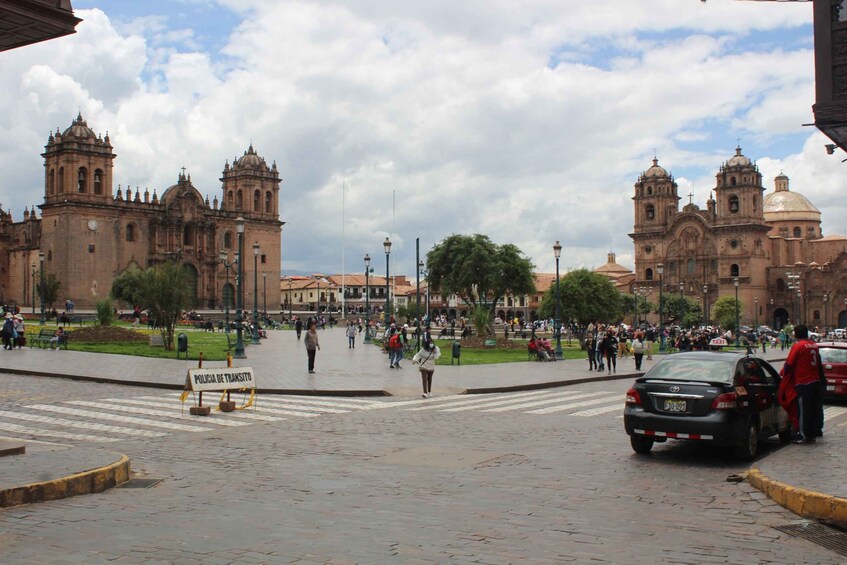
[234,144,267,170]
[726,146,751,167]
[763,174,821,223]
[643,157,669,179]
[62,112,96,140]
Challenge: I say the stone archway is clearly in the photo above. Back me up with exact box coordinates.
[773,308,789,330]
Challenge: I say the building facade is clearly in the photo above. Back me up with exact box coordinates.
[630,147,847,330]
[5,113,283,311]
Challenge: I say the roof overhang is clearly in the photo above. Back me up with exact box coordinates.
[0,0,81,52]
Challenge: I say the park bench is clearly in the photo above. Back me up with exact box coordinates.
[31,328,69,349]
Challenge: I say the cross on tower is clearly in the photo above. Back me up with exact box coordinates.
[180,166,187,178]
[688,192,694,205]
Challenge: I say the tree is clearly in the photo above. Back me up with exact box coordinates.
[111,262,192,350]
[712,296,743,331]
[427,234,535,336]
[539,269,622,343]
[617,293,653,325]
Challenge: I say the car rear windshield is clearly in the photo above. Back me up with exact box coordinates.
[819,347,847,364]
[644,356,735,384]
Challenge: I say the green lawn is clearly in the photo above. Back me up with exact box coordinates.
[29,324,234,361]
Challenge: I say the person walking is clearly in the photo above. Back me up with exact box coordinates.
[632,331,645,371]
[595,328,605,372]
[295,317,303,340]
[346,321,357,349]
[304,322,320,373]
[603,329,618,374]
[778,324,825,443]
[13,315,25,349]
[644,327,655,360]
[586,333,597,371]
[412,339,441,398]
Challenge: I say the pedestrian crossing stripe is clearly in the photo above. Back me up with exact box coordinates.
[136,396,324,418]
[480,392,615,413]
[570,404,626,417]
[0,410,168,438]
[100,398,282,422]
[33,403,217,432]
[0,420,120,443]
[397,389,577,411]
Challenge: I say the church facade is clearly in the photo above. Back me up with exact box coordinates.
[630,147,847,331]
[2,113,283,311]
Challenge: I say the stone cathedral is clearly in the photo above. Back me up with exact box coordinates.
[0,113,283,311]
[631,146,847,330]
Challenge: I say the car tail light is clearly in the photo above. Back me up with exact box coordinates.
[626,388,641,405]
[711,392,737,410]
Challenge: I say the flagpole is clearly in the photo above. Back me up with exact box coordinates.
[342,181,346,318]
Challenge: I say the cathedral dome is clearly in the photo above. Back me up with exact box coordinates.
[763,174,821,223]
[643,157,669,178]
[234,144,267,170]
[62,112,96,140]
[726,146,751,167]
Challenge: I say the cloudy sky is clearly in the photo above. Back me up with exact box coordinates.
[2,0,842,278]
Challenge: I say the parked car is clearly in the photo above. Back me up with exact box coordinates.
[624,351,791,460]
[818,341,847,398]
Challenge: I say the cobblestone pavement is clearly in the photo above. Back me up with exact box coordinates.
[0,378,844,564]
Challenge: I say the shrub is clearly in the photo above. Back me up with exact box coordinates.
[96,298,114,326]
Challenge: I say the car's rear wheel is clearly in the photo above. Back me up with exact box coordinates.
[733,420,759,461]
[630,434,654,454]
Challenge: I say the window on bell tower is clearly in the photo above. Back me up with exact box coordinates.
[78,167,87,193]
[94,170,103,195]
[729,196,739,214]
[730,264,739,277]
[646,204,655,221]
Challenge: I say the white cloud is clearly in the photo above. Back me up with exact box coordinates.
[0,0,829,278]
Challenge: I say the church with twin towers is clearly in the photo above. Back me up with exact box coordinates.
[0,113,282,312]
[631,146,847,331]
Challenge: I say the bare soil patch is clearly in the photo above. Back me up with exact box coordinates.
[70,325,148,343]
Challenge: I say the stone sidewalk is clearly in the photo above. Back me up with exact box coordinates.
[0,327,844,531]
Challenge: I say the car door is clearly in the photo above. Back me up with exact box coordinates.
[749,358,787,435]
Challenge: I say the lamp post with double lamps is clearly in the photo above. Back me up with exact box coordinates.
[824,293,829,334]
[364,254,372,343]
[553,241,563,359]
[384,237,392,328]
[233,217,246,359]
[657,263,664,351]
[220,250,236,333]
[38,252,45,325]
[734,277,740,347]
[702,285,709,326]
[252,242,261,345]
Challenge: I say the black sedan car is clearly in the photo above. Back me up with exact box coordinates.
[624,351,791,460]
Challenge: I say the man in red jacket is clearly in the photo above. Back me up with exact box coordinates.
[780,325,825,443]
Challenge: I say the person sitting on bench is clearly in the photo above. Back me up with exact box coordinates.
[49,327,66,350]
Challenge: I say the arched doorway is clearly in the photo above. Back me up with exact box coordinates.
[182,263,198,309]
[773,308,789,330]
[223,283,235,310]
[839,309,847,329]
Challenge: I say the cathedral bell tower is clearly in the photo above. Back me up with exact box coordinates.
[41,113,115,206]
[220,144,281,220]
[714,145,765,225]
[632,157,679,234]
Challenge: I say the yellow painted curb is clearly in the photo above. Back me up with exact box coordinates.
[747,468,847,528]
[0,454,130,508]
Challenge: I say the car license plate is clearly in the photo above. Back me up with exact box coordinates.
[664,399,686,412]
[827,385,835,391]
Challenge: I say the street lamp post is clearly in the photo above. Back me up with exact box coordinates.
[553,241,563,359]
[384,237,392,328]
[364,254,372,343]
[824,293,829,334]
[233,217,246,359]
[417,260,424,350]
[38,252,45,325]
[702,285,708,326]
[31,264,36,315]
[754,297,759,329]
[252,242,261,345]
[657,263,664,351]
[797,289,802,325]
[220,250,236,333]
[734,277,740,347]
[262,270,267,318]
[288,279,293,324]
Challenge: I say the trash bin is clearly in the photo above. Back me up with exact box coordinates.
[177,333,188,358]
[452,340,461,365]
